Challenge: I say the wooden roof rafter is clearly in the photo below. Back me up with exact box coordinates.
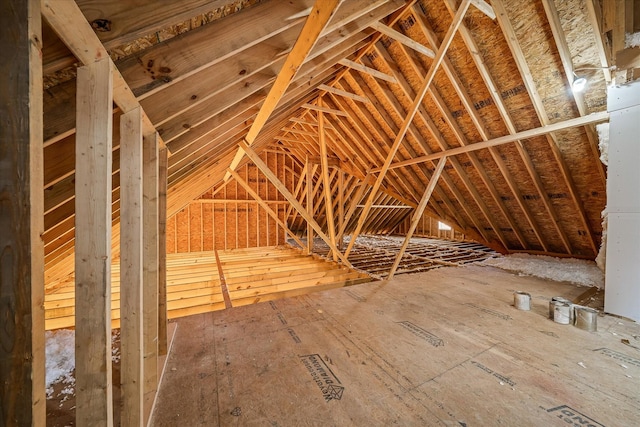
[345,0,474,259]
[368,41,513,249]
[492,0,599,256]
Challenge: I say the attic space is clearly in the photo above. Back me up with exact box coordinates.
[2,0,640,425]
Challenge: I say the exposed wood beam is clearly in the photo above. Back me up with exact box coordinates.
[541,0,606,252]
[319,99,339,262]
[470,0,496,19]
[617,47,640,70]
[119,107,145,426]
[344,0,472,259]
[375,112,610,171]
[408,14,529,249]
[0,0,45,423]
[338,170,345,250]
[74,58,114,426]
[238,141,352,267]
[343,64,483,241]
[228,169,306,250]
[318,84,371,103]
[225,0,343,178]
[43,0,235,74]
[388,157,446,279]
[142,131,160,420]
[306,158,314,254]
[365,43,510,249]
[370,20,435,58]
[41,0,167,152]
[493,0,599,255]
[302,103,349,117]
[585,0,613,83]
[338,58,398,83]
[158,148,168,356]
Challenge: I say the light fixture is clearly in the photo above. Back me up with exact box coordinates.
[571,66,616,92]
[571,75,587,92]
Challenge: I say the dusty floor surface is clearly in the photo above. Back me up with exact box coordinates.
[150,265,640,426]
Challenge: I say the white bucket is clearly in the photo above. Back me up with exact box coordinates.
[554,302,571,324]
[514,291,531,311]
[574,306,598,332]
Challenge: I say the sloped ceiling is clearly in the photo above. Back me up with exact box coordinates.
[42,0,615,274]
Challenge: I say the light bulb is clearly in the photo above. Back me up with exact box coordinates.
[572,77,587,92]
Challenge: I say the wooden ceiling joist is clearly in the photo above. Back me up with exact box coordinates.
[378,111,610,171]
[42,0,166,151]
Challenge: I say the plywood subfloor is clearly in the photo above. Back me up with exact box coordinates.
[151,265,640,426]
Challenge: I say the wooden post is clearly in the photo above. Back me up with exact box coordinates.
[142,132,159,421]
[0,0,45,424]
[119,107,144,427]
[388,158,446,279]
[306,157,314,254]
[75,57,114,427]
[158,147,168,356]
[338,170,345,250]
[318,101,339,261]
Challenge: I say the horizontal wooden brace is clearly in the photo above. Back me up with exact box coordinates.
[373,111,610,172]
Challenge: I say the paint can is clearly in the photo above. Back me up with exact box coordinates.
[553,302,571,325]
[574,306,598,332]
[549,297,568,319]
[514,291,531,311]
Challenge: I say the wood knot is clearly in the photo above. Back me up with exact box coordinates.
[91,19,112,32]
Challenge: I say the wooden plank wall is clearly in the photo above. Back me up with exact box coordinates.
[167,151,300,253]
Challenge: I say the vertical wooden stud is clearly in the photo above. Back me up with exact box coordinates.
[318,102,338,261]
[119,107,144,427]
[142,132,159,421]
[75,57,114,426]
[0,0,45,424]
[306,157,314,254]
[338,170,345,250]
[158,148,168,356]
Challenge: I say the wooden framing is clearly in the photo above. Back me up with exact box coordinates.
[74,58,114,426]
[225,0,342,178]
[158,148,168,356]
[306,158,314,254]
[0,0,45,424]
[142,131,160,420]
[377,112,610,172]
[228,169,305,249]
[27,0,624,420]
[318,84,371,103]
[42,0,166,150]
[302,103,349,117]
[238,141,352,267]
[388,157,446,279]
[119,107,145,426]
[345,0,472,259]
[369,21,435,58]
[318,100,339,261]
[338,58,398,83]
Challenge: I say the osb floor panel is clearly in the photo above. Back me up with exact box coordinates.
[150,265,640,426]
